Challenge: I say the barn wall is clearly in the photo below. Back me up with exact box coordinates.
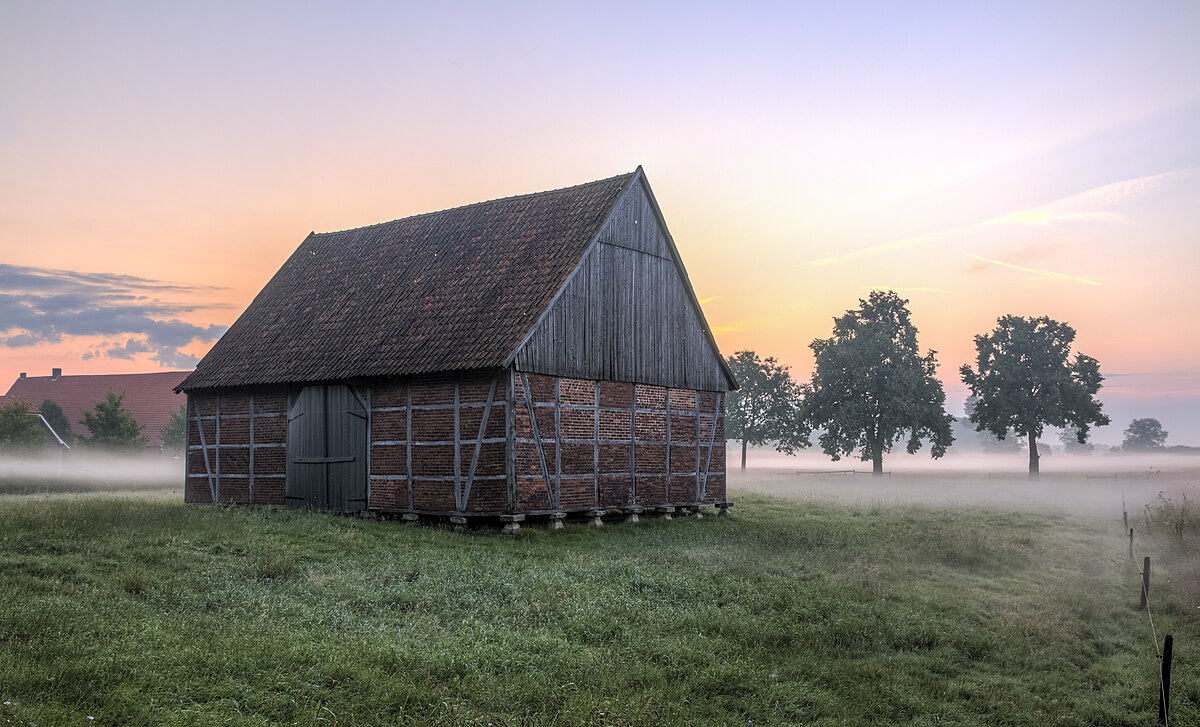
[186,372,509,514]
[512,372,726,514]
[185,389,288,505]
[513,178,731,392]
[185,368,727,517]
[367,370,509,515]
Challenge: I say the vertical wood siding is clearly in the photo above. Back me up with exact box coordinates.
[513,180,731,392]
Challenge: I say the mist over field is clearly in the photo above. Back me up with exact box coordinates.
[0,450,181,492]
[728,447,1200,517]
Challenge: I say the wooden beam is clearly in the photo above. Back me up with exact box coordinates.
[700,392,722,499]
[593,382,600,508]
[364,387,372,508]
[405,381,414,511]
[462,373,498,511]
[694,391,701,502]
[554,377,562,509]
[453,380,461,512]
[215,395,222,503]
[664,388,672,504]
[519,372,556,510]
[505,367,516,511]
[190,396,216,503]
[248,394,255,505]
[629,384,637,505]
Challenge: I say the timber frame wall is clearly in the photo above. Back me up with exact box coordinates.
[185,368,726,516]
[185,391,289,505]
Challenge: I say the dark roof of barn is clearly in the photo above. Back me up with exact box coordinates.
[179,171,639,392]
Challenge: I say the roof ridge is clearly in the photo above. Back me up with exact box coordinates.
[311,170,637,237]
[16,371,191,380]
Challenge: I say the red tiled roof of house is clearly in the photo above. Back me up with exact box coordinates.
[4,371,188,447]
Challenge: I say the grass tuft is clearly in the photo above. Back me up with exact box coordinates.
[117,568,148,596]
[253,548,300,581]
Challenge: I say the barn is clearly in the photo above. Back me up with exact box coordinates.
[177,168,736,529]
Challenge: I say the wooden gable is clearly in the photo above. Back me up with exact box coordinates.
[510,171,735,392]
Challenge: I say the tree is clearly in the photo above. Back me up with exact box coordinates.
[724,350,806,472]
[39,399,75,445]
[161,403,187,453]
[81,391,146,450]
[802,290,954,475]
[0,400,45,451]
[960,315,1109,479]
[1122,418,1168,451]
[963,395,1022,453]
[1058,426,1094,455]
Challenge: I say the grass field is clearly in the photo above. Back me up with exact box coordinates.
[0,468,1197,725]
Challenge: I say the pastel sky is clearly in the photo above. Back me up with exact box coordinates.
[2,1,1199,446]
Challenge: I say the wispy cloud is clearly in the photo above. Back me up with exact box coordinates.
[981,210,1122,225]
[965,253,1101,286]
[0,262,228,368]
[808,224,975,266]
[697,295,722,306]
[808,169,1195,266]
[1040,169,1192,214]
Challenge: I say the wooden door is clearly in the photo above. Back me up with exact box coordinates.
[286,384,367,512]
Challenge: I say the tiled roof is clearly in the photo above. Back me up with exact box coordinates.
[4,371,188,447]
[179,171,636,392]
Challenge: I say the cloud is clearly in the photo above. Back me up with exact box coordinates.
[1039,169,1194,214]
[0,262,228,368]
[808,168,1196,266]
[808,224,974,266]
[105,338,153,360]
[964,253,1101,286]
[697,295,722,306]
[152,348,202,368]
[0,263,225,296]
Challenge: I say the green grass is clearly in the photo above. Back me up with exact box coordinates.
[0,492,1196,726]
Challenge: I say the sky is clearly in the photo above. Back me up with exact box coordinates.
[2,1,1199,446]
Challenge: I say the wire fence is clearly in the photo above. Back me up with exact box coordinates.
[1126,497,1175,726]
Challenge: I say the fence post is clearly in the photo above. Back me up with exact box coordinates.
[1159,634,1173,725]
[1123,493,1128,530]
[1140,556,1151,610]
[1129,528,1135,560]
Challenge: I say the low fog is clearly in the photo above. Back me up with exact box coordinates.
[728,449,1200,517]
[2,445,1195,519]
[0,450,182,488]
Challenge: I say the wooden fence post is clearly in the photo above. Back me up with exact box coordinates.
[1140,556,1151,610]
[1159,634,1173,725]
[1129,528,1135,560]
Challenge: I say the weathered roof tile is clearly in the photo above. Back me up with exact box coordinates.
[179,171,634,391]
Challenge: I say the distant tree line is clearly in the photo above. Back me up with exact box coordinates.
[0,392,188,454]
[724,290,1131,480]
